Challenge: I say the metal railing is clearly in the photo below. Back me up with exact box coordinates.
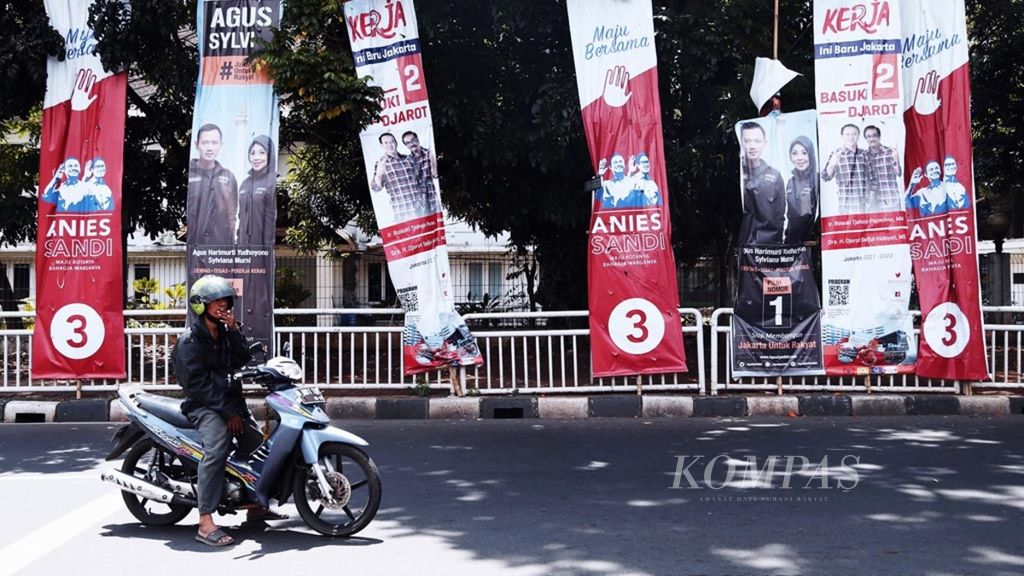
[709,306,1024,394]
[0,308,706,394]
[5,305,1021,394]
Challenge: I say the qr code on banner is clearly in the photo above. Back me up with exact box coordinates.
[828,283,850,306]
[397,287,418,312]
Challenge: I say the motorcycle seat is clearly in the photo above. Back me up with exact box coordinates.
[135,392,194,429]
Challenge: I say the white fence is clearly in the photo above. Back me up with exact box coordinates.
[0,308,706,394]
[4,306,1022,394]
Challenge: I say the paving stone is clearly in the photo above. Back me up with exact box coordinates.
[55,399,109,422]
[798,395,853,417]
[588,395,641,418]
[429,397,481,419]
[747,396,798,417]
[537,397,588,419]
[641,396,694,418]
[480,397,538,419]
[693,397,747,418]
[376,398,429,419]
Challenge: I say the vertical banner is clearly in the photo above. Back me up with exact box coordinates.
[814,0,917,375]
[33,0,127,379]
[344,0,483,374]
[900,0,987,380]
[732,111,824,376]
[567,0,687,377]
[187,0,281,354]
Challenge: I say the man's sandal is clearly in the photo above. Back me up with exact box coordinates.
[195,528,235,547]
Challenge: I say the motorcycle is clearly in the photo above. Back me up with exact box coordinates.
[100,355,382,537]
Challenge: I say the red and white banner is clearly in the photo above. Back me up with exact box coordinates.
[814,0,916,375]
[567,0,687,377]
[345,0,482,374]
[900,0,987,380]
[33,0,126,379]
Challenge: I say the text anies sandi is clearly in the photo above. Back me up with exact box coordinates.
[590,212,666,255]
[43,217,114,258]
[908,214,973,260]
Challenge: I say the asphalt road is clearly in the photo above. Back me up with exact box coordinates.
[0,416,1022,576]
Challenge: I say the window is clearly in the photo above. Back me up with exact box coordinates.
[13,264,29,300]
[133,263,151,301]
[467,263,483,301]
[487,263,504,300]
[367,262,383,303]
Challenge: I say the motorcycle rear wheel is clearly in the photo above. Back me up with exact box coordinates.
[293,443,382,537]
[121,439,193,526]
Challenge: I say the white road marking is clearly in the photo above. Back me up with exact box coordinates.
[0,490,121,576]
[0,472,99,482]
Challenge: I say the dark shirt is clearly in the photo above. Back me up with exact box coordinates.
[188,159,239,246]
[173,320,252,419]
[739,160,786,245]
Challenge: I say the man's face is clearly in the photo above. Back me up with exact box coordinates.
[249,144,268,172]
[64,159,81,177]
[864,129,881,149]
[842,127,860,148]
[381,135,398,156]
[206,296,234,318]
[638,155,651,174]
[403,134,421,154]
[742,128,765,162]
[197,129,222,162]
[92,160,106,178]
[926,161,941,181]
[610,155,626,175]
[943,158,958,177]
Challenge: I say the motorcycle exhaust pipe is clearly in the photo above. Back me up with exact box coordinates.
[100,469,197,508]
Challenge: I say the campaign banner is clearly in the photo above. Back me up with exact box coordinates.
[344,0,482,374]
[814,0,917,375]
[566,0,687,377]
[732,111,824,376]
[187,0,281,354]
[33,0,127,379]
[900,0,987,380]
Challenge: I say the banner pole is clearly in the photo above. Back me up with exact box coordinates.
[776,375,783,396]
[635,374,643,396]
[773,0,780,59]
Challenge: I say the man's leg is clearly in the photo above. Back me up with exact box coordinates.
[188,407,233,544]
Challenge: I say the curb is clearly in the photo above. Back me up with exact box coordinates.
[3,394,1023,422]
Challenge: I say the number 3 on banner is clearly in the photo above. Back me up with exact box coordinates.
[608,298,665,355]
[50,303,105,360]
[922,302,970,358]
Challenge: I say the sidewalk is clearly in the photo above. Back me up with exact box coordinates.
[2,394,1023,423]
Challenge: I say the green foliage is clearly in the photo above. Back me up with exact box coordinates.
[275,266,312,309]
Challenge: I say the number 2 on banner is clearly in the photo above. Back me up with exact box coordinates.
[398,55,428,104]
[872,54,899,101]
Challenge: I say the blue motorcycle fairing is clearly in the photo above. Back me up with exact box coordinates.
[300,426,370,464]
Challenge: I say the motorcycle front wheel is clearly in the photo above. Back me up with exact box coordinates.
[293,443,382,537]
[121,439,194,526]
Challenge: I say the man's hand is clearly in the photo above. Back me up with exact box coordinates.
[227,414,243,436]
[601,65,632,108]
[215,306,238,331]
[70,69,98,111]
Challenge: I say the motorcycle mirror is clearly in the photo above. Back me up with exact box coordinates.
[281,341,292,358]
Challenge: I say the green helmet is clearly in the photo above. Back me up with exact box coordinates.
[188,275,236,315]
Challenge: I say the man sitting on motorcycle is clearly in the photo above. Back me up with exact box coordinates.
[172,274,285,547]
